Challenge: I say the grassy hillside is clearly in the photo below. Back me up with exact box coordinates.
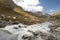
[0,0,45,25]
[51,11,60,19]
[52,11,60,17]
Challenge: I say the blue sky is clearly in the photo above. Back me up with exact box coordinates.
[39,0,60,14]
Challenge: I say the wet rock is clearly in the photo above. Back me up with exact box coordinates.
[55,27,60,32]
[13,16,16,19]
[0,21,8,28]
[6,16,12,19]
[10,22,19,24]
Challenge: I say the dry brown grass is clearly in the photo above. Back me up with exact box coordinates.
[0,0,45,25]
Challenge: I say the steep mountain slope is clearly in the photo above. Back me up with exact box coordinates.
[26,11,50,19]
[52,11,60,17]
[0,0,45,25]
[24,11,51,22]
[29,12,50,18]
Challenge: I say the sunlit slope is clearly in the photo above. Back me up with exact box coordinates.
[0,0,45,25]
[52,11,60,17]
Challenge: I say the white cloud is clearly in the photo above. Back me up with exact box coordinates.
[50,9,54,12]
[12,0,43,12]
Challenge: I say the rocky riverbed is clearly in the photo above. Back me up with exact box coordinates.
[0,21,60,40]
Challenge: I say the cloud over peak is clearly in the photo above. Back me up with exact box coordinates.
[12,0,43,12]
